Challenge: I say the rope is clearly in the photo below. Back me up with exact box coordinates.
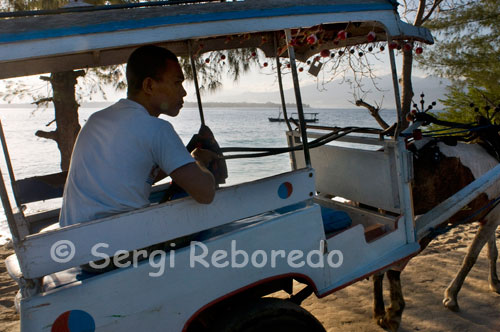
[221,127,378,160]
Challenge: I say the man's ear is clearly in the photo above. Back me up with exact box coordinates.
[142,77,155,95]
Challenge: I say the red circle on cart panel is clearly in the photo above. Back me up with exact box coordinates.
[52,310,95,332]
[278,182,293,199]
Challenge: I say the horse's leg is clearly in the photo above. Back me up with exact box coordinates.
[378,270,405,332]
[443,220,496,311]
[373,272,385,324]
[487,229,500,293]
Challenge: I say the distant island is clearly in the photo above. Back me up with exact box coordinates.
[183,101,311,108]
[0,101,311,109]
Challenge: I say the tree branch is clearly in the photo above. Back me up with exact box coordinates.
[32,97,53,105]
[355,99,390,129]
[35,130,57,141]
[421,0,444,24]
[414,0,427,26]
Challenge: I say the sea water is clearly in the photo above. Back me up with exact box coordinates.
[0,105,397,243]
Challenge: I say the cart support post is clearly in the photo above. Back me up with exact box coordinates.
[188,41,205,126]
[0,120,20,207]
[0,166,19,243]
[394,140,416,243]
[284,29,311,168]
[274,32,292,132]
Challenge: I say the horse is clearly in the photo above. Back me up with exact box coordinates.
[373,138,500,331]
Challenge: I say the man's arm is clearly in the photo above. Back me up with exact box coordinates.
[169,148,216,204]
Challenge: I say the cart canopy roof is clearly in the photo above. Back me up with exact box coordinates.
[0,0,433,79]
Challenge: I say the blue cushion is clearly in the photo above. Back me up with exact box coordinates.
[320,206,352,233]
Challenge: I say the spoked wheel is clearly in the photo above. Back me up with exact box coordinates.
[210,298,326,332]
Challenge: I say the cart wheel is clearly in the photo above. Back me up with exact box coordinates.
[210,298,326,332]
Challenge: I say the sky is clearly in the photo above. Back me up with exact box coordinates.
[0,0,442,108]
[181,51,438,109]
[0,48,437,107]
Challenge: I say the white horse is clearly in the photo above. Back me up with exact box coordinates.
[374,139,500,331]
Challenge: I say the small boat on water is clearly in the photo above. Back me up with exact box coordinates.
[268,111,319,123]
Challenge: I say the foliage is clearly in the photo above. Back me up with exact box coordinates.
[434,85,500,125]
[418,0,500,123]
[180,48,258,92]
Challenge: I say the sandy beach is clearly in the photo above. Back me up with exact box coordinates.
[1,223,499,332]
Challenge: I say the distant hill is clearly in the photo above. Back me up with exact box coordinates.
[0,75,449,110]
[183,101,310,108]
[199,75,451,110]
[0,101,309,109]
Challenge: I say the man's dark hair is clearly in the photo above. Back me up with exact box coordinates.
[126,45,179,96]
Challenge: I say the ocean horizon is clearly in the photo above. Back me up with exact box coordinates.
[0,105,397,244]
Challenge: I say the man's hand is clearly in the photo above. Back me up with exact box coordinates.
[191,148,220,168]
[170,150,216,204]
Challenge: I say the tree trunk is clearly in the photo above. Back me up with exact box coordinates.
[400,48,414,130]
[36,70,84,171]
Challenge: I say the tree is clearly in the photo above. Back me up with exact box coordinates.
[418,0,500,124]
[354,1,474,130]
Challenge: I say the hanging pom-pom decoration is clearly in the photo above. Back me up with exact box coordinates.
[320,49,331,57]
[358,52,364,57]
[306,34,318,45]
[251,51,257,57]
[338,50,344,56]
[298,67,304,72]
[403,43,413,52]
[337,30,347,40]
[314,56,321,62]
[205,58,210,64]
[220,54,226,61]
[415,46,423,55]
[367,31,376,42]
[240,33,251,44]
[349,49,355,54]
[388,41,398,50]
[263,62,268,67]
[368,46,373,52]
[380,45,385,52]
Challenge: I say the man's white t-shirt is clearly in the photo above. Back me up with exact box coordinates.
[59,99,194,227]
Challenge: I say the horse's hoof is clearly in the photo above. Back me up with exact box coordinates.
[373,310,385,322]
[379,319,400,332]
[489,281,500,294]
[376,315,400,332]
[443,297,460,312]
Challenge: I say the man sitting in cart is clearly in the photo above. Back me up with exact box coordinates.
[59,45,216,231]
